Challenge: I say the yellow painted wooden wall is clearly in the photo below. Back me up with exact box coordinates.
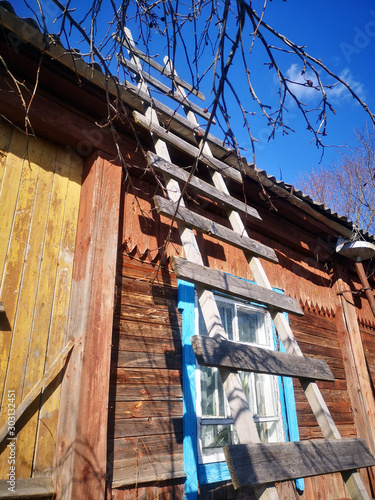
[0,121,82,478]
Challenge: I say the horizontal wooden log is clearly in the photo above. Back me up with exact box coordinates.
[134,113,243,184]
[191,335,335,382]
[149,152,259,219]
[111,452,185,488]
[154,195,276,262]
[114,33,205,100]
[109,383,182,402]
[114,350,182,370]
[224,438,375,489]
[108,416,183,439]
[0,478,54,498]
[108,400,182,419]
[171,257,303,316]
[117,54,213,122]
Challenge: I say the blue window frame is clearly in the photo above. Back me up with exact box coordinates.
[178,280,304,498]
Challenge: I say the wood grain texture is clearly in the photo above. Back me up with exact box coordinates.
[149,153,257,218]
[0,478,54,498]
[191,335,335,381]
[134,114,242,183]
[171,256,303,316]
[55,153,122,500]
[224,438,375,489]
[0,126,82,479]
[117,55,212,120]
[154,195,276,262]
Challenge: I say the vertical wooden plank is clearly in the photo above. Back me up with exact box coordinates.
[334,268,375,494]
[55,152,122,500]
[33,149,82,476]
[1,139,57,477]
[0,128,25,282]
[0,128,27,396]
[0,133,44,477]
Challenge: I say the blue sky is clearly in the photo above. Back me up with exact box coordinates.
[16,1,375,187]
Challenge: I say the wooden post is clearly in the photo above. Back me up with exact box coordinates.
[55,152,122,500]
[334,265,375,495]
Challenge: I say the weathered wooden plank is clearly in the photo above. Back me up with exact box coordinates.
[134,113,243,184]
[109,400,182,419]
[0,127,30,406]
[112,367,181,386]
[191,335,334,381]
[154,195,275,262]
[149,153,257,219]
[224,438,375,489]
[33,149,82,476]
[55,154,122,500]
[114,350,182,370]
[108,433,183,463]
[114,32,205,100]
[171,257,303,316]
[14,139,60,477]
[108,416,183,439]
[0,341,74,446]
[109,383,182,402]
[111,452,185,488]
[0,478,54,498]
[117,55,213,122]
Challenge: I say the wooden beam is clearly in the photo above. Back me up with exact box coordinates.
[191,335,335,381]
[114,33,205,100]
[55,153,122,500]
[224,438,375,489]
[149,153,259,220]
[153,196,274,261]
[134,112,243,184]
[117,55,213,122]
[171,256,303,316]
[0,478,54,499]
[0,341,74,445]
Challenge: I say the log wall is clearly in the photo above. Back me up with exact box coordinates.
[108,173,374,499]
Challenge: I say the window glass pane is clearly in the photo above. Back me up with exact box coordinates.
[217,302,234,340]
[255,421,279,443]
[198,302,209,336]
[237,307,267,345]
[201,366,215,416]
[254,373,278,417]
[240,371,254,414]
[201,424,239,456]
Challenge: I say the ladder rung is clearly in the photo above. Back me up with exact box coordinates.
[117,55,214,123]
[154,196,274,260]
[114,33,205,101]
[191,335,335,381]
[148,153,257,219]
[224,438,375,489]
[135,113,243,184]
[171,257,303,316]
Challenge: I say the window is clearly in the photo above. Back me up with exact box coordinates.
[178,279,304,495]
[196,295,285,464]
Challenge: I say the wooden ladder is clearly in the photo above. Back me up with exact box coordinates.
[118,29,375,499]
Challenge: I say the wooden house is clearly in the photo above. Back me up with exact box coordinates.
[0,3,375,499]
